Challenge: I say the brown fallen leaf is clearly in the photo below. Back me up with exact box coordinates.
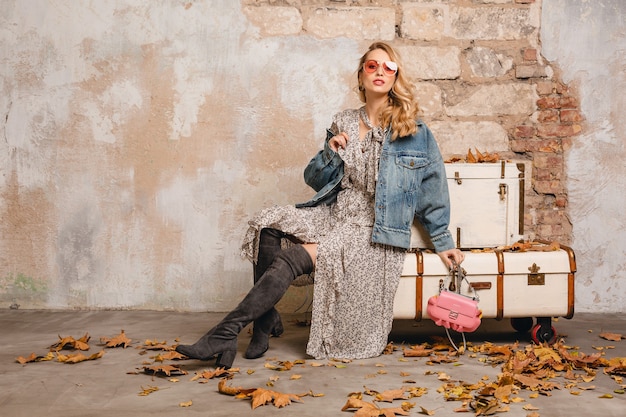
[178,400,192,407]
[16,352,55,364]
[252,388,302,409]
[599,332,623,342]
[138,385,161,396]
[100,330,132,348]
[56,350,104,364]
[151,351,186,361]
[264,360,294,371]
[190,367,238,381]
[418,406,435,415]
[404,345,434,357]
[375,388,407,403]
[143,364,187,376]
[341,397,409,417]
[49,333,91,351]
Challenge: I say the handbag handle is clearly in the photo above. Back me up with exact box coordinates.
[440,261,480,302]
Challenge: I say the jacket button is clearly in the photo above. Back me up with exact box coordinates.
[410,161,415,167]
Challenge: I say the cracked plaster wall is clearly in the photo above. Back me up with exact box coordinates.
[0,0,624,313]
[542,0,626,313]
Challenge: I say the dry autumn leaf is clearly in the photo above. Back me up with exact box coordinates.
[56,350,104,364]
[418,406,435,416]
[599,332,623,342]
[138,385,161,396]
[403,345,433,357]
[341,397,409,417]
[49,333,91,351]
[151,351,186,361]
[16,352,55,364]
[100,330,132,348]
[190,367,238,381]
[143,364,187,377]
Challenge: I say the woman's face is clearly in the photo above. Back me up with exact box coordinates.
[360,48,397,98]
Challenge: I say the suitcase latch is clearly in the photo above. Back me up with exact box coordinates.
[498,183,508,201]
[527,263,545,286]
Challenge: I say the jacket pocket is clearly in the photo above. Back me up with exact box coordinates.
[395,153,428,191]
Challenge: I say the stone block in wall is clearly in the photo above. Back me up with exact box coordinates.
[302,7,395,40]
[466,47,513,78]
[413,82,443,117]
[516,64,547,79]
[400,4,445,41]
[398,46,461,80]
[446,84,537,117]
[243,6,303,36]
[450,6,536,40]
[429,121,509,156]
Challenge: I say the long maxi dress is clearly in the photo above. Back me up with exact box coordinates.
[241,107,406,360]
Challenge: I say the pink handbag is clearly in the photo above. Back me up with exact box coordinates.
[427,289,481,333]
[427,262,481,350]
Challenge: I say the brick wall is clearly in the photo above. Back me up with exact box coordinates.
[242,0,581,244]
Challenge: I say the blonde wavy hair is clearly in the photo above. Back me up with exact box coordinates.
[357,42,420,140]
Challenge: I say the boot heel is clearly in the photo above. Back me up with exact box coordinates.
[216,350,237,369]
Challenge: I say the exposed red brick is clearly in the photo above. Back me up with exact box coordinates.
[535,168,552,181]
[534,180,563,194]
[537,96,561,109]
[536,81,555,95]
[560,109,583,122]
[514,125,536,138]
[523,48,537,61]
[560,96,579,108]
[537,124,582,138]
[538,139,563,153]
[555,196,568,208]
[538,109,559,123]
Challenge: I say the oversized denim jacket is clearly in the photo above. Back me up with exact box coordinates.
[296,121,454,252]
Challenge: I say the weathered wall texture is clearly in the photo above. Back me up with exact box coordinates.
[0,0,623,313]
[541,0,626,313]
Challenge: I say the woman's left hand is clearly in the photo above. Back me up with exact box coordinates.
[437,248,465,269]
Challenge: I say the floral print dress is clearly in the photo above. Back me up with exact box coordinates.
[241,107,406,360]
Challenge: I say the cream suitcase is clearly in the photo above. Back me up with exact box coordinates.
[410,161,526,249]
[393,161,576,343]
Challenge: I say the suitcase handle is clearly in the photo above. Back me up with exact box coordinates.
[470,282,492,290]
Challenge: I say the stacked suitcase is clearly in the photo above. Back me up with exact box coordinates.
[392,161,576,343]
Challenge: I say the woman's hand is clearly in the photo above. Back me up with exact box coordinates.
[437,248,465,269]
[329,132,349,152]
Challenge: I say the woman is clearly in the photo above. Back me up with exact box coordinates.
[176,42,464,368]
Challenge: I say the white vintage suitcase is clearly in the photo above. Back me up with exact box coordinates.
[394,161,576,344]
[410,161,526,249]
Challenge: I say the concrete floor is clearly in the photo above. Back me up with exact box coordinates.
[1,310,624,417]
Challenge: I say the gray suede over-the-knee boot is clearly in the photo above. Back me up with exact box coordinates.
[175,244,313,369]
[182,228,285,362]
[245,228,285,359]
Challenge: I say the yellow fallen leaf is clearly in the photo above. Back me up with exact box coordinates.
[179,400,192,407]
